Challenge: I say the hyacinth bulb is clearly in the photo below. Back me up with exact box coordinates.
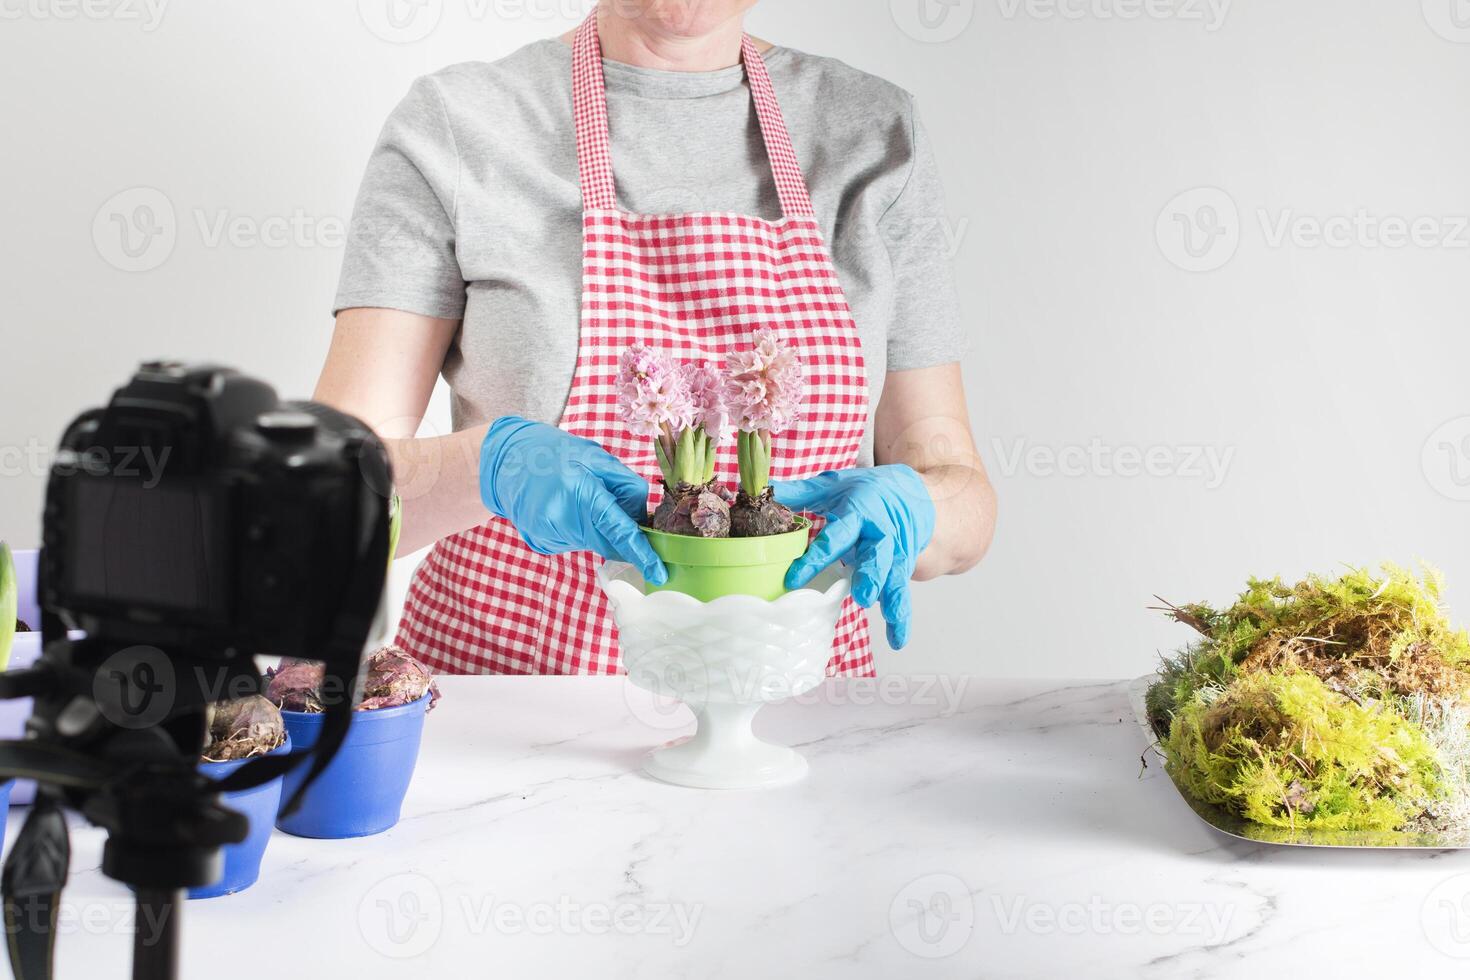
[203,695,287,762]
[265,648,440,714]
[358,648,441,711]
[666,488,732,538]
[265,660,328,713]
[730,487,797,538]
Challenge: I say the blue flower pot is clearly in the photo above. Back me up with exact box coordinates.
[190,735,292,900]
[276,694,429,839]
[10,549,40,631]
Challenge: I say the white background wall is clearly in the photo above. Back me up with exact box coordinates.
[2,0,1468,679]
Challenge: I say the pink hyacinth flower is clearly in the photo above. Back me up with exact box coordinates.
[681,359,732,441]
[724,330,805,434]
[616,346,693,437]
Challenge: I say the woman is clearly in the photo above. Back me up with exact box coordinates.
[316,1,997,677]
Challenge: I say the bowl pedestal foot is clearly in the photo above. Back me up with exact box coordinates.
[643,701,808,789]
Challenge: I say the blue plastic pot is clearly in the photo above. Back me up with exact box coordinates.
[190,735,291,900]
[276,694,429,839]
[10,548,40,630]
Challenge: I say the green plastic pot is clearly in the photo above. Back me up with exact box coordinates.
[642,518,811,602]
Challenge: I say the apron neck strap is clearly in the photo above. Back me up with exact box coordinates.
[572,9,815,218]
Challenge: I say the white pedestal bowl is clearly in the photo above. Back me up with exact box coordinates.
[597,562,852,789]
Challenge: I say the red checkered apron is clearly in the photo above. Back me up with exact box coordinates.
[396,10,872,676]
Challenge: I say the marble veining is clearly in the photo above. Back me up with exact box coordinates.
[6,675,1469,979]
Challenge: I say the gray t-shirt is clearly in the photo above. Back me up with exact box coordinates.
[335,39,964,465]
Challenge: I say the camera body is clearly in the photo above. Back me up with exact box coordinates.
[0,364,393,980]
[0,362,392,913]
[40,361,390,664]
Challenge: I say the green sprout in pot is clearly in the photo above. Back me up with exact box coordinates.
[203,695,287,763]
[0,542,17,672]
[265,647,441,714]
[618,347,733,538]
[387,494,403,569]
[725,330,805,538]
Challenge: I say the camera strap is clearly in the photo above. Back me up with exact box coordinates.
[2,799,70,980]
[215,504,391,803]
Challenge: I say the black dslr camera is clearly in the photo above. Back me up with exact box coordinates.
[0,363,393,980]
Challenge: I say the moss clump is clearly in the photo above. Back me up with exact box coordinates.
[1149,563,1470,730]
[1163,671,1443,831]
[1148,563,1470,834]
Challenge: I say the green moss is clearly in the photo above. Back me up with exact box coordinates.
[1146,640,1237,737]
[1163,671,1444,831]
[1147,563,1470,834]
[1150,563,1470,725]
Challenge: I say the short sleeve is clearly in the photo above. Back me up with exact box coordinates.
[879,102,966,371]
[333,77,466,320]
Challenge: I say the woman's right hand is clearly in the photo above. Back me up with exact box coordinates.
[480,417,668,585]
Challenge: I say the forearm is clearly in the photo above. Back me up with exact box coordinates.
[914,462,997,581]
[312,308,482,555]
[386,424,490,554]
[872,363,996,583]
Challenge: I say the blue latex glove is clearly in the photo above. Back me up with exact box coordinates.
[480,417,667,586]
[774,466,937,649]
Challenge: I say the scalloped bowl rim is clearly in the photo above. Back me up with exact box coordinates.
[597,560,851,611]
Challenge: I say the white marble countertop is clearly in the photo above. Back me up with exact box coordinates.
[12,675,1470,979]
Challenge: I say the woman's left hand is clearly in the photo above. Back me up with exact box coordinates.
[774,466,937,650]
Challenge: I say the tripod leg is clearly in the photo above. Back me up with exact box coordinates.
[133,889,180,980]
[2,798,70,980]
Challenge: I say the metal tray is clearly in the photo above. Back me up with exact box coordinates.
[1128,675,1470,849]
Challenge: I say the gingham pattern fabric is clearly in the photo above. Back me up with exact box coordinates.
[396,8,873,677]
